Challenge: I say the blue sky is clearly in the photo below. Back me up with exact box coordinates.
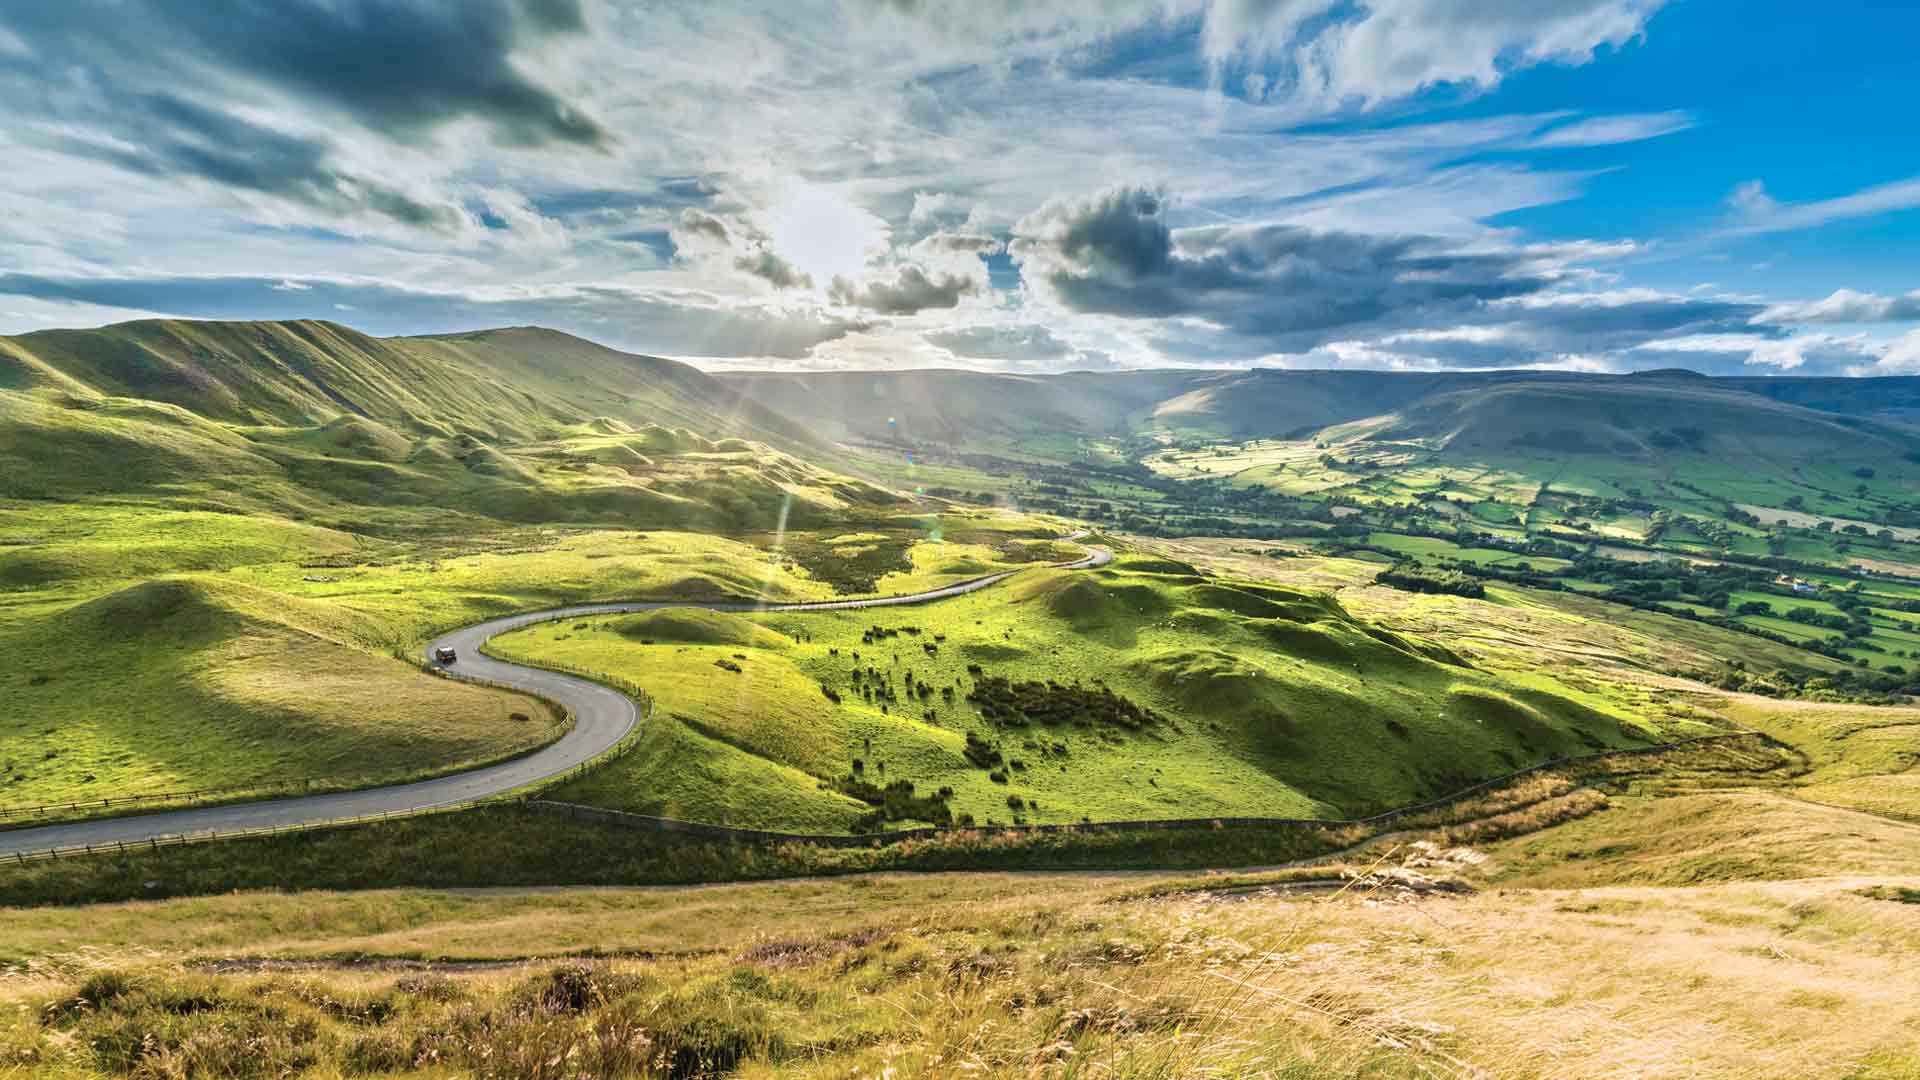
[1,0,1917,375]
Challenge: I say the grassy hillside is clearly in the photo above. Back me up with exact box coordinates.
[0,319,951,809]
[1,319,817,449]
[491,555,1666,832]
[0,577,564,806]
[0,325,903,530]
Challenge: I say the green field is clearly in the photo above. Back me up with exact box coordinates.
[490,554,1663,832]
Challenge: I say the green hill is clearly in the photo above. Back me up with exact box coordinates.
[1,577,563,806]
[0,319,903,530]
[492,559,1663,832]
[1,319,817,448]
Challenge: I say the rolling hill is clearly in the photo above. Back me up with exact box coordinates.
[0,319,901,530]
[1351,379,1920,467]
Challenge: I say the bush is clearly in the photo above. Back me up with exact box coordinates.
[963,731,1003,769]
[967,676,1161,730]
[1374,561,1485,599]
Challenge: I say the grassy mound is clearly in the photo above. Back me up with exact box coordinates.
[611,608,791,650]
[1110,555,1203,577]
[0,576,561,807]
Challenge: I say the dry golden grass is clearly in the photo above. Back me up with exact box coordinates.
[8,854,1920,1078]
[7,757,1920,1080]
[1490,788,1920,889]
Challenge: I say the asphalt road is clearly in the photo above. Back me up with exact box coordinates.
[0,539,1111,859]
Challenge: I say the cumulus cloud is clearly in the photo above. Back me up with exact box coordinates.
[911,231,1004,256]
[671,208,816,292]
[1012,185,1559,351]
[1884,330,1920,372]
[675,208,734,248]
[1293,0,1665,106]
[734,250,815,291]
[829,264,979,314]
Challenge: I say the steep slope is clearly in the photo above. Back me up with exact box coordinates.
[0,319,820,451]
[402,326,821,450]
[0,320,899,528]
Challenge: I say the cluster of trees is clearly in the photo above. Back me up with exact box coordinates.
[834,767,962,832]
[1374,562,1486,599]
[968,675,1161,730]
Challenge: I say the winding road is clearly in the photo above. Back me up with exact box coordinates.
[0,538,1111,860]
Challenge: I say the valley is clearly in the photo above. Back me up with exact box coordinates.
[4,318,1920,1077]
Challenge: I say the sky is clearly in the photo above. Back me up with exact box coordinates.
[2,0,1919,376]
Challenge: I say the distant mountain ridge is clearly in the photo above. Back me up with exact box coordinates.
[6,318,1918,487]
[714,365,1920,453]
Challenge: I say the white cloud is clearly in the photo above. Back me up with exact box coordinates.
[1759,288,1920,325]
[1880,330,1920,373]
[1527,110,1694,148]
[1295,0,1666,106]
[4,0,1906,380]
[1722,175,1920,238]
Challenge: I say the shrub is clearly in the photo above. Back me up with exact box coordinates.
[1375,561,1485,599]
[963,731,1003,769]
[968,676,1161,730]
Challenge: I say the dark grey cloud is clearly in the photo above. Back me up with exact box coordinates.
[0,0,602,230]
[734,251,815,290]
[911,231,1005,255]
[5,0,605,148]
[677,209,735,246]
[669,209,816,292]
[1493,294,1761,349]
[0,272,866,361]
[41,93,465,230]
[829,265,980,314]
[1014,184,1760,361]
